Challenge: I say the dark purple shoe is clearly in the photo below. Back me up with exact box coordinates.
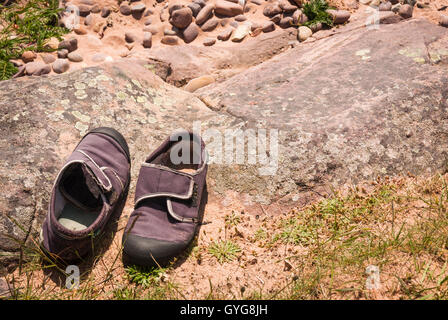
[122,131,208,267]
[40,127,131,262]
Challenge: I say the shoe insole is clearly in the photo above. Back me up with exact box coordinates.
[58,202,100,231]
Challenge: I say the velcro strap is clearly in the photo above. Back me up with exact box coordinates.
[134,165,194,207]
[75,150,113,192]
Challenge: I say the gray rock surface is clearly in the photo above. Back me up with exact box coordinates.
[198,19,448,204]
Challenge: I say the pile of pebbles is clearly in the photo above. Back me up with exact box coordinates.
[63,0,352,47]
[11,37,85,77]
[10,0,355,79]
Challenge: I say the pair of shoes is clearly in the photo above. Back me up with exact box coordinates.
[40,127,207,267]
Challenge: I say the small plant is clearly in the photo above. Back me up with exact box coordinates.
[225,211,241,227]
[301,0,334,28]
[254,228,268,241]
[208,240,241,264]
[125,265,166,288]
[112,286,144,300]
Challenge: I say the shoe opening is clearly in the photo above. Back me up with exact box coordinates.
[152,139,203,174]
[55,163,104,231]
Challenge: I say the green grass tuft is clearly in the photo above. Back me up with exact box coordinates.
[0,59,16,80]
[302,0,334,28]
[208,240,241,264]
[125,265,166,288]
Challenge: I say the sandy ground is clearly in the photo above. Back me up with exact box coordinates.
[6,173,448,300]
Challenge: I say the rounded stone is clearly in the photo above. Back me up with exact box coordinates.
[170,7,193,29]
[279,16,293,28]
[74,25,88,35]
[164,28,177,36]
[21,51,36,63]
[78,4,91,17]
[168,3,183,16]
[263,3,282,17]
[214,0,243,17]
[145,25,159,34]
[309,22,322,32]
[188,3,202,17]
[279,0,298,13]
[379,1,392,11]
[203,37,216,46]
[200,18,219,31]
[101,7,111,18]
[84,14,94,26]
[25,61,51,76]
[44,37,59,50]
[58,38,78,52]
[262,21,275,33]
[143,32,152,48]
[270,14,281,24]
[182,23,199,43]
[327,9,351,24]
[40,53,56,64]
[131,3,146,14]
[234,14,247,22]
[293,9,307,24]
[440,14,448,27]
[398,4,413,19]
[120,4,132,15]
[194,0,206,8]
[217,28,233,41]
[297,26,312,42]
[67,52,83,62]
[392,3,401,13]
[57,49,69,59]
[90,4,101,13]
[52,59,70,74]
[195,4,214,25]
[161,36,179,45]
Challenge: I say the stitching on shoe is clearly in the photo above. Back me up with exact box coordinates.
[166,198,198,223]
[76,150,113,191]
[102,167,124,192]
[134,178,195,207]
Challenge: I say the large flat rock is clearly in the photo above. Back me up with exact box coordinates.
[199,18,448,197]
